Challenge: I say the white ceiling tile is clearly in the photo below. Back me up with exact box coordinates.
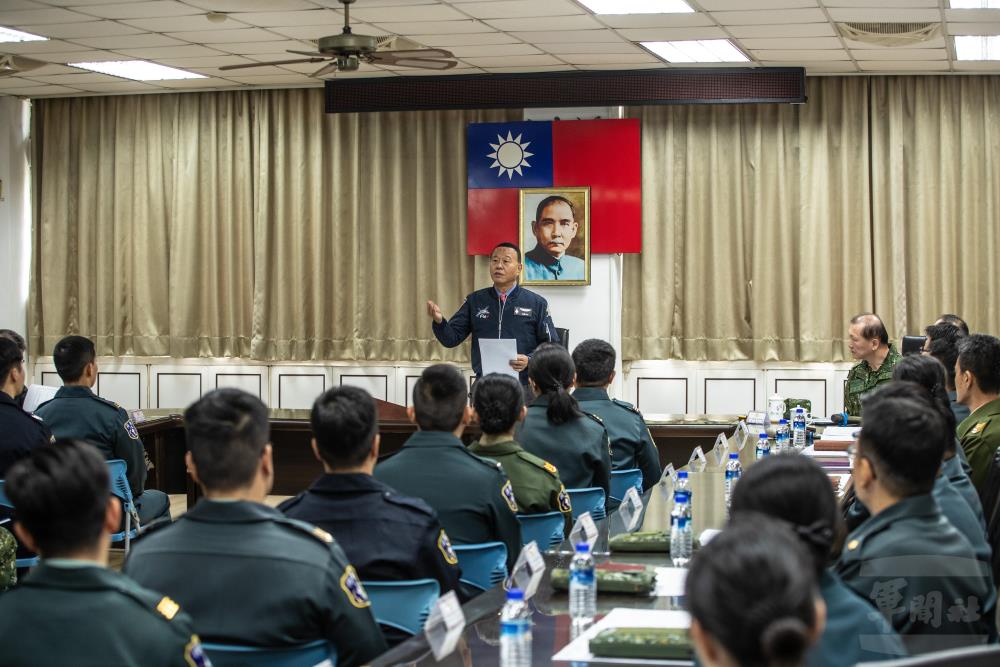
[0,77,46,89]
[1,84,82,96]
[482,64,576,73]
[120,15,252,32]
[448,43,541,57]
[699,0,818,7]
[71,2,201,20]
[23,72,122,84]
[116,45,225,59]
[537,41,644,54]
[229,10,340,27]
[842,36,945,49]
[216,40,315,55]
[70,81,165,92]
[711,8,828,24]
[826,9,942,22]
[615,27,728,40]
[509,29,625,43]
[154,76,237,88]
[16,21,143,38]
[558,52,659,65]
[16,62,77,75]
[483,15,603,31]
[760,60,858,72]
[0,1,47,10]
[945,9,1000,22]
[596,13,716,28]
[35,0,136,4]
[857,60,949,71]
[451,0,585,19]
[0,8,94,26]
[750,49,851,60]
[410,32,519,46]
[953,61,1000,70]
[268,24,361,40]
[460,54,564,67]
[70,34,188,49]
[727,24,837,38]
[741,37,845,49]
[382,67,481,76]
[949,22,1000,35]
[851,49,948,61]
[183,0,320,10]
[167,28,283,43]
[155,55,256,68]
[31,50,129,63]
[371,20,494,33]
[576,62,665,70]
[350,5,469,22]
[825,0,936,5]
[0,38,90,54]
[220,73,313,84]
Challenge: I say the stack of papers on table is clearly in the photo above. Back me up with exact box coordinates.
[818,426,860,441]
[552,608,691,665]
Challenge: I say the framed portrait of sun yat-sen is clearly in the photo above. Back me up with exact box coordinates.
[518,187,590,287]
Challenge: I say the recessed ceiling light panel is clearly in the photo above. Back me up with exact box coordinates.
[579,0,694,14]
[0,26,48,43]
[69,60,207,81]
[954,35,1000,60]
[641,39,750,63]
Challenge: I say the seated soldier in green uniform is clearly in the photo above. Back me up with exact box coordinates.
[571,339,662,492]
[686,518,826,667]
[0,441,206,667]
[0,526,14,593]
[468,373,573,535]
[954,334,1000,491]
[34,335,169,525]
[732,455,906,666]
[844,313,901,417]
[375,364,523,574]
[516,344,612,502]
[836,384,996,653]
[124,389,387,667]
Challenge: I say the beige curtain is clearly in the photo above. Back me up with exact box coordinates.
[622,77,872,362]
[870,76,1000,339]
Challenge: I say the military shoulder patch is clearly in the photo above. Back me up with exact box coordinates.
[542,461,558,476]
[501,480,519,513]
[124,420,139,440]
[340,565,371,608]
[612,398,639,414]
[847,539,861,551]
[971,421,988,435]
[583,411,604,426]
[311,526,333,543]
[437,529,459,566]
[557,485,572,513]
[184,637,209,667]
[156,596,180,620]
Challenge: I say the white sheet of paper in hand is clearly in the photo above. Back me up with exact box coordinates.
[22,384,58,414]
[479,338,519,379]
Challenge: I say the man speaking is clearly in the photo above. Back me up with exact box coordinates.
[427,242,557,385]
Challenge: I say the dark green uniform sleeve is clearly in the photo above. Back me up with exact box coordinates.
[418,524,463,598]
[636,420,662,491]
[0,527,15,592]
[549,483,573,535]
[322,552,388,667]
[112,408,147,496]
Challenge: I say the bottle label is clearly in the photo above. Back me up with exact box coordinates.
[570,570,595,586]
[725,470,739,480]
[500,620,529,637]
[671,516,690,529]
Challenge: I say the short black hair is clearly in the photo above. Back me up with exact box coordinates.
[686,518,819,667]
[471,373,524,435]
[0,337,23,386]
[184,388,270,492]
[528,343,582,426]
[53,335,95,383]
[925,322,966,388]
[859,383,947,497]
[892,355,956,454]
[0,329,25,353]
[850,313,889,346]
[412,364,468,432]
[957,334,1000,395]
[534,195,575,224]
[491,242,521,263]
[730,455,842,577]
[937,313,970,336]
[6,440,110,557]
[571,338,616,386]
[311,386,378,469]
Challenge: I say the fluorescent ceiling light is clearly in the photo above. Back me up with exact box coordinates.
[950,1,1000,8]
[0,26,48,43]
[578,0,693,14]
[642,39,750,63]
[955,35,1000,59]
[69,60,207,81]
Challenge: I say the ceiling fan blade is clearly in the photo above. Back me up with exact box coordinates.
[286,49,327,57]
[311,62,340,77]
[373,48,455,60]
[377,57,458,70]
[219,57,326,71]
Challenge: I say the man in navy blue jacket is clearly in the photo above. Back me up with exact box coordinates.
[427,242,557,385]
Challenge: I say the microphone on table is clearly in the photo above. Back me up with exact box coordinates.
[829,412,849,426]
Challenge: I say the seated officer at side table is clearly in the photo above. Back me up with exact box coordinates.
[571,338,662,492]
[0,441,206,667]
[835,384,995,653]
[468,373,573,535]
[954,334,1000,491]
[34,335,169,525]
[375,364,522,573]
[844,313,901,418]
[0,337,53,478]
[124,389,386,667]
[279,385,463,623]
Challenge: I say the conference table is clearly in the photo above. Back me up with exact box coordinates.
[136,400,738,508]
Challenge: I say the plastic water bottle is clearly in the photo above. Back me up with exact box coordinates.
[792,408,807,450]
[724,452,742,512]
[500,588,532,667]
[670,492,692,567]
[755,432,771,460]
[569,543,597,622]
[675,470,692,504]
[774,419,790,454]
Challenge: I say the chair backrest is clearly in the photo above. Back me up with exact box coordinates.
[858,643,1000,666]
[106,460,135,507]
[0,481,38,569]
[0,480,10,511]
[516,511,565,550]
[363,579,440,636]
[201,640,335,667]
[555,327,569,349]
[609,469,642,502]
[566,487,606,521]
[901,335,927,356]
[452,542,507,592]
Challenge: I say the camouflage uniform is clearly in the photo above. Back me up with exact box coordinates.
[843,344,901,417]
[0,527,15,592]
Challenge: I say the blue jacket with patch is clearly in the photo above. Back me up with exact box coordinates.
[432,284,556,383]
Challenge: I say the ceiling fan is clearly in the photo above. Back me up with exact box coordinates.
[219,0,458,77]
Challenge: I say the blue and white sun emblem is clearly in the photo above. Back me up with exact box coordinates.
[487,131,534,180]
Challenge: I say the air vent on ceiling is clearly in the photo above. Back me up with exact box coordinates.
[375,35,423,52]
[837,22,941,47]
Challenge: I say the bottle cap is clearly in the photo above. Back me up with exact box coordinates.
[779,418,788,424]
[677,470,688,479]
[759,433,767,438]
[574,542,591,554]
[729,452,739,459]
[507,588,525,601]
[796,407,805,413]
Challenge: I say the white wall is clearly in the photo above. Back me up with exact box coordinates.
[0,97,30,340]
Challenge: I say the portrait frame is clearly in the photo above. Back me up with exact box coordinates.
[518,187,591,287]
